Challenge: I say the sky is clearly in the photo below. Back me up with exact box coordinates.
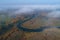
[0,0,60,8]
[0,0,60,18]
[0,0,60,5]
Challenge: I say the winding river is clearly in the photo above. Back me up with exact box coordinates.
[0,14,60,35]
